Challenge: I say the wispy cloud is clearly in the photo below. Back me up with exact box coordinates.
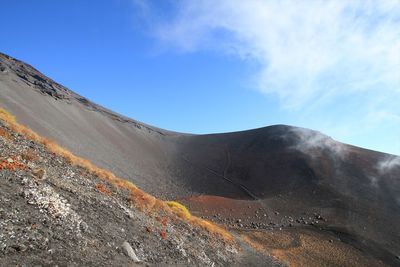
[148,0,400,108]
[133,0,400,154]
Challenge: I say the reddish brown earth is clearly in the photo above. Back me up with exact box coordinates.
[1,52,399,266]
[182,195,390,266]
[240,228,386,267]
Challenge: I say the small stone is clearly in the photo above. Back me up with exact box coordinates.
[7,158,14,163]
[122,241,141,263]
[11,244,27,252]
[79,222,89,232]
[396,255,400,260]
[32,168,47,180]
[329,240,334,243]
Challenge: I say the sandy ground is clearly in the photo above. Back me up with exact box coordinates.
[239,228,386,267]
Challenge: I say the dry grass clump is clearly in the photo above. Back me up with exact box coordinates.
[166,201,191,220]
[165,201,233,241]
[96,183,113,196]
[0,107,233,242]
[0,108,16,123]
[0,127,11,140]
[189,216,233,241]
[160,230,168,240]
[0,128,6,136]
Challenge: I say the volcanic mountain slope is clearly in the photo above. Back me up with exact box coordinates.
[0,108,285,266]
[0,52,186,199]
[1,52,400,266]
[177,127,400,266]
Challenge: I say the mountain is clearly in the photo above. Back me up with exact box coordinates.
[1,52,399,266]
[0,107,283,266]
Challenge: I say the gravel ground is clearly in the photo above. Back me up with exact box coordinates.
[0,119,282,266]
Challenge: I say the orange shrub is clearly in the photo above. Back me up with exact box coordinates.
[161,217,169,227]
[0,128,11,140]
[160,230,168,240]
[96,183,113,196]
[0,157,25,171]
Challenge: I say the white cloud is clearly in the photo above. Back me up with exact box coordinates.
[145,0,400,109]
[132,0,400,154]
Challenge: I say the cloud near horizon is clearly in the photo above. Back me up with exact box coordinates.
[133,0,400,154]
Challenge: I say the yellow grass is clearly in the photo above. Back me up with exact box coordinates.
[166,201,191,220]
[0,107,233,241]
[0,107,16,123]
[165,201,233,240]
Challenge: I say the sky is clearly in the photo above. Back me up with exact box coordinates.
[1,0,399,155]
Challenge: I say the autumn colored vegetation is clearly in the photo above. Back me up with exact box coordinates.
[0,127,11,140]
[0,107,233,241]
[0,107,15,123]
[96,183,113,196]
[166,201,191,220]
[0,156,25,171]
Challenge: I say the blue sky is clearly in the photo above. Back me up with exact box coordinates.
[1,0,399,155]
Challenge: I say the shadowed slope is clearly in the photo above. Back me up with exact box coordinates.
[175,127,400,265]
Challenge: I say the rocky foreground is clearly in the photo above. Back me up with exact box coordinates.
[0,114,282,266]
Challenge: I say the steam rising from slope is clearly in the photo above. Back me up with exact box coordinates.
[290,128,347,159]
[377,156,400,174]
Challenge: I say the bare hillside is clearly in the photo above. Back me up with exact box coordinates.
[1,52,399,266]
[0,109,285,266]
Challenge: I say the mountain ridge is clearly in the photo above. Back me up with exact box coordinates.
[1,51,399,266]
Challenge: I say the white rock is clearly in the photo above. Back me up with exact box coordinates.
[122,241,141,263]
